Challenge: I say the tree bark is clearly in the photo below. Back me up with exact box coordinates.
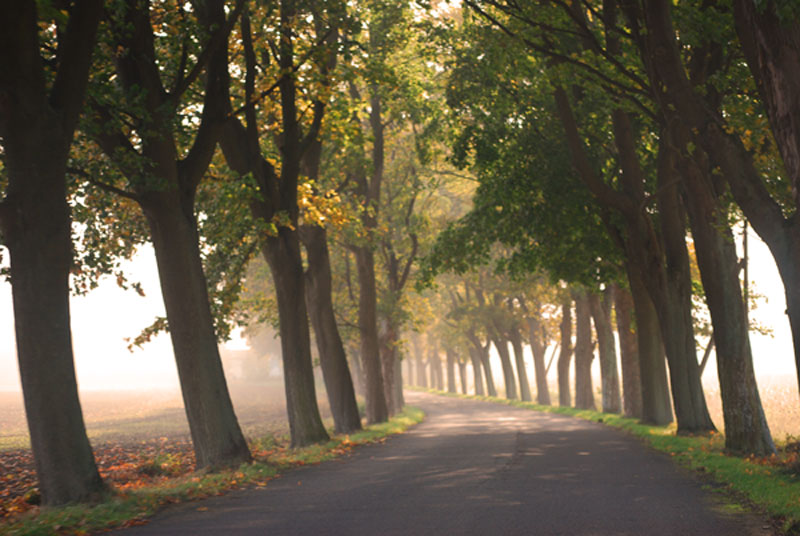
[491,334,518,400]
[143,195,253,465]
[413,336,428,388]
[354,246,389,422]
[624,260,673,425]
[0,0,106,505]
[508,322,533,402]
[458,359,469,394]
[557,297,574,407]
[446,347,458,393]
[349,344,365,397]
[468,346,485,395]
[301,225,362,434]
[613,283,643,419]
[527,314,552,405]
[261,227,330,446]
[589,289,622,414]
[429,345,444,390]
[670,125,775,455]
[573,291,596,410]
[476,340,498,397]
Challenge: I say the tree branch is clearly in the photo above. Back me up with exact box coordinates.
[170,0,246,102]
[68,167,141,202]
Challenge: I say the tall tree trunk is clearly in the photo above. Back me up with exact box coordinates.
[491,335,518,400]
[349,344,365,397]
[573,291,595,410]
[613,283,643,419]
[6,185,106,504]
[477,342,498,397]
[353,246,389,423]
[557,297,573,407]
[555,87,714,433]
[625,261,673,425]
[446,348,457,393]
[379,318,398,416]
[301,225,362,434]
[645,137,714,433]
[469,346,485,395]
[262,228,330,446]
[673,126,774,455]
[508,324,533,401]
[0,0,105,505]
[144,196,253,465]
[589,289,622,414]
[392,355,404,412]
[405,356,414,388]
[527,315,551,405]
[415,342,428,388]
[733,1,800,396]
[458,359,469,394]
[431,346,444,390]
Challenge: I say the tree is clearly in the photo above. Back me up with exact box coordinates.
[589,288,622,414]
[83,0,252,468]
[573,289,595,410]
[621,0,774,454]
[0,0,106,505]
[218,1,337,446]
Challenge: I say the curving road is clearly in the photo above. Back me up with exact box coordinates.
[120,391,776,535]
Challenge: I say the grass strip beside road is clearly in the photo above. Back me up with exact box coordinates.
[416,388,800,535]
[2,406,424,536]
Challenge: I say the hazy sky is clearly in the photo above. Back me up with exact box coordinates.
[0,228,796,392]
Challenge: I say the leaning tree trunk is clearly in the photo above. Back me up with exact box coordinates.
[675,129,774,455]
[625,260,673,425]
[478,342,498,397]
[301,225,362,434]
[527,315,551,405]
[491,335,518,400]
[508,325,533,402]
[144,195,252,465]
[646,136,715,433]
[469,347,485,395]
[613,283,643,419]
[589,289,622,414]
[353,246,389,423]
[557,297,574,407]
[573,292,595,410]
[262,227,330,446]
[610,107,714,433]
[446,348,457,393]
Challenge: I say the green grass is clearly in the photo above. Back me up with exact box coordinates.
[415,387,800,535]
[1,406,424,536]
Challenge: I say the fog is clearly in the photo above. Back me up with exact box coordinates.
[0,229,799,444]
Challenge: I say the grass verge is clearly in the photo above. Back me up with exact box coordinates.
[2,406,424,536]
[415,387,800,535]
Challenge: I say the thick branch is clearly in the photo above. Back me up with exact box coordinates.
[552,86,633,214]
[49,0,104,135]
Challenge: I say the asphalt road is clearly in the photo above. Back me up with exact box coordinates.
[120,391,775,535]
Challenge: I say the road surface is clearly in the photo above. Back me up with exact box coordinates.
[120,391,775,535]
